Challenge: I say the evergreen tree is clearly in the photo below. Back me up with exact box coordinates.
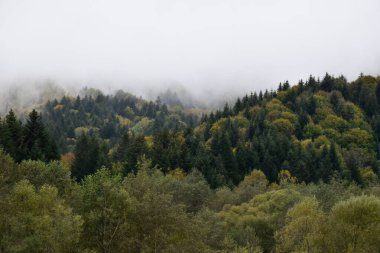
[222,103,230,117]
[23,109,59,162]
[124,135,146,174]
[233,98,242,114]
[24,110,47,160]
[283,81,290,91]
[219,132,238,184]
[278,83,283,92]
[329,142,343,176]
[320,73,334,91]
[2,110,24,162]
[114,133,130,162]
[71,133,100,181]
[151,129,171,172]
[319,145,333,182]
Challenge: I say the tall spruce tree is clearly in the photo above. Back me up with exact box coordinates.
[2,110,24,162]
[71,133,100,181]
[23,109,58,162]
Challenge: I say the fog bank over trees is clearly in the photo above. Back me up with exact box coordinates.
[1,0,379,101]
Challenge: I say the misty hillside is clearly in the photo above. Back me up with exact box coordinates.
[42,89,201,152]
[29,73,377,186]
[3,74,380,188]
[1,73,380,186]
[1,73,380,252]
[2,0,380,251]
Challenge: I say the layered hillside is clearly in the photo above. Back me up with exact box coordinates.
[1,74,380,252]
[34,73,380,187]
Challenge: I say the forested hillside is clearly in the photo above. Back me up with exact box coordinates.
[42,89,198,152]
[1,73,380,252]
[36,73,380,187]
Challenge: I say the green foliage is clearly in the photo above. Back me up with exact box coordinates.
[42,92,193,153]
[303,123,323,139]
[341,128,374,149]
[6,74,370,188]
[276,197,326,252]
[17,160,74,196]
[130,117,154,136]
[271,118,295,135]
[71,133,109,181]
[0,109,58,163]
[1,110,24,162]
[75,168,134,253]
[329,195,380,252]
[0,148,380,252]
[320,114,349,132]
[4,73,380,251]
[1,181,82,253]
[122,160,210,252]
[219,189,302,252]
[167,169,214,213]
[234,169,268,204]
[4,73,380,253]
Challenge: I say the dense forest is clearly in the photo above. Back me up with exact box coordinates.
[38,73,380,187]
[1,73,380,252]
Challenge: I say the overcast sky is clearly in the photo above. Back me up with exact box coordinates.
[0,0,379,97]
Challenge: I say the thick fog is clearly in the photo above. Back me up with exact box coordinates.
[0,0,380,102]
